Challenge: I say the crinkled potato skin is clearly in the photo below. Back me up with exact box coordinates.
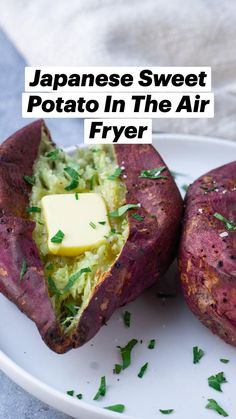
[179,162,236,346]
[0,120,183,353]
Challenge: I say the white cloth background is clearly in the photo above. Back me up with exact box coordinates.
[1,0,236,140]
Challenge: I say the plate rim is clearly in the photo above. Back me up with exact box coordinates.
[1,132,236,419]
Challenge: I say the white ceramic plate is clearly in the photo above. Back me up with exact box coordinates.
[0,133,236,419]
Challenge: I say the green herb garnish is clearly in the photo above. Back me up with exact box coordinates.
[148,339,156,349]
[51,229,65,244]
[123,311,131,327]
[48,276,61,296]
[76,394,83,400]
[26,206,41,213]
[138,362,148,378]
[108,167,123,180]
[98,221,106,225]
[182,184,189,192]
[93,376,106,401]
[159,409,174,414]
[220,359,229,364]
[140,166,167,180]
[193,346,204,364]
[67,390,74,397]
[64,267,91,291]
[65,179,79,191]
[105,404,125,413]
[23,175,36,186]
[46,149,60,160]
[20,260,27,281]
[206,399,228,417]
[75,192,79,200]
[64,303,78,316]
[89,221,96,229]
[109,204,140,218]
[131,213,144,222]
[117,339,138,370]
[113,364,122,374]
[45,262,54,271]
[214,212,236,231]
[171,171,185,178]
[208,372,227,392]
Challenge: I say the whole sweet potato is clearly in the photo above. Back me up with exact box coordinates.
[0,120,182,353]
[179,162,236,346]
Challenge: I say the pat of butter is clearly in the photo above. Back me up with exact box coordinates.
[41,193,111,256]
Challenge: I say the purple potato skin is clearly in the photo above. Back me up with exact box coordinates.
[0,121,183,352]
[179,162,236,346]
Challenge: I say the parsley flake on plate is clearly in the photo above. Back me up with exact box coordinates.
[193,346,204,364]
[123,311,131,327]
[64,267,91,292]
[220,359,229,364]
[20,260,27,281]
[93,376,106,401]
[208,372,227,392]
[75,192,79,200]
[51,229,65,244]
[159,409,174,414]
[98,221,106,225]
[182,184,189,192]
[117,338,138,370]
[108,167,124,180]
[105,404,125,413]
[113,364,122,375]
[66,390,74,397]
[23,175,36,186]
[139,166,167,180]
[89,221,96,229]
[138,362,148,378]
[76,393,83,400]
[206,399,228,417]
[109,204,140,218]
[213,212,236,231]
[148,339,156,349]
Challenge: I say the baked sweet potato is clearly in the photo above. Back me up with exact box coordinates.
[179,162,236,346]
[0,120,182,353]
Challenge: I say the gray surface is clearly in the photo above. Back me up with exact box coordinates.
[0,27,85,419]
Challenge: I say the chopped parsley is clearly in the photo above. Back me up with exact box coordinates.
[64,302,78,316]
[206,399,228,417]
[20,260,27,281]
[171,170,185,178]
[108,167,124,180]
[117,338,138,370]
[51,229,65,244]
[26,206,41,213]
[208,372,227,392]
[148,339,156,349]
[113,364,122,375]
[23,175,35,186]
[66,390,74,397]
[123,311,131,327]
[105,404,125,413]
[220,359,229,364]
[76,393,83,400]
[139,166,167,180]
[138,362,148,378]
[98,221,106,225]
[93,376,106,401]
[193,346,204,364]
[45,262,54,271]
[131,213,144,222]
[109,204,140,218]
[89,221,96,229]
[159,409,174,414]
[64,267,91,291]
[46,149,60,160]
[75,192,79,200]
[182,184,189,192]
[48,276,61,296]
[64,166,79,191]
[214,212,236,231]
